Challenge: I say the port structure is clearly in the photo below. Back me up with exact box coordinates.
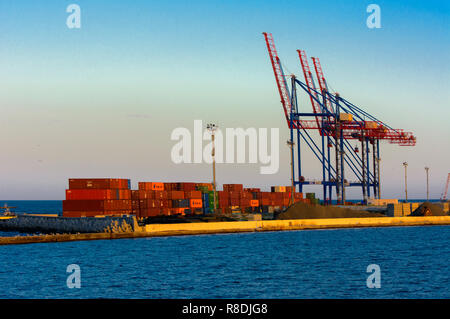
[263,32,416,204]
[442,173,450,202]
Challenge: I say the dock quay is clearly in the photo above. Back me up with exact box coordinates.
[1,216,450,246]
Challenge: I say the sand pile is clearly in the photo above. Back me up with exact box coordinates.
[276,202,385,220]
[410,202,446,216]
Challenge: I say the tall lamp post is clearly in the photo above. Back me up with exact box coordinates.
[287,139,295,205]
[403,162,408,202]
[425,167,430,201]
[207,123,218,213]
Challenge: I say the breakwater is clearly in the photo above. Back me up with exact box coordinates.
[1,216,450,245]
[0,215,138,234]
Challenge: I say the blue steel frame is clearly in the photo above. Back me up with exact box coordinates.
[288,76,381,204]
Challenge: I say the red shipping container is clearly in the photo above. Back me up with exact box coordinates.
[63,200,132,211]
[118,190,132,199]
[240,199,250,207]
[177,182,196,191]
[229,198,240,206]
[66,189,116,200]
[131,190,140,200]
[241,192,252,199]
[185,191,202,199]
[68,178,130,190]
[139,199,163,209]
[137,190,154,199]
[154,191,168,200]
[223,184,244,192]
[169,191,184,200]
[228,191,240,199]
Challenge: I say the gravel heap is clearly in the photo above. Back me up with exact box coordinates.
[276,202,385,220]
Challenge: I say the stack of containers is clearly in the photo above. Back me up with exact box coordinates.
[306,193,319,205]
[196,183,214,214]
[64,179,312,218]
[63,178,132,217]
[137,182,169,217]
[133,182,206,218]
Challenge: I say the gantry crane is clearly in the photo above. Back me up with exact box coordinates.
[263,32,416,204]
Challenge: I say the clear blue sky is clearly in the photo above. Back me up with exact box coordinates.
[0,0,448,199]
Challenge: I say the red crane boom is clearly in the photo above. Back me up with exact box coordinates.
[262,32,292,124]
[311,57,334,114]
[297,49,323,131]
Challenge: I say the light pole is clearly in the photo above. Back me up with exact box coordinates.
[425,167,429,201]
[207,123,218,214]
[287,139,295,205]
[403,162,408,202]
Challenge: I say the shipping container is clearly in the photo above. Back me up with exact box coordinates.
[223,184,244,192]
[168,191,184,200]
[177,182,196,192]
[190,199,203,208]
[138,182,164,191]
[250,200,259,207]
[184,191,202,199]
[172,199,190,208]
[63,199,132,211]
[139,199,163,209]
[66,189,117,200]
[68,178,130,190]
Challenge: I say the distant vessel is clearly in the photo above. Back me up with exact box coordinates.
[0,203,16,217]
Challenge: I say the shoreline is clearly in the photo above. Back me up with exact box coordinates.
[1,216,450,246]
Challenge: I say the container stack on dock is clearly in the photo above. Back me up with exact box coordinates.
[213,184,308,215]
[63,179,132,217]
[132,182,213,218]
[62,178,313,219]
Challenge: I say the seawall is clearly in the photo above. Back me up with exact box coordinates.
[0,215,138,234]
[1,216,450,245]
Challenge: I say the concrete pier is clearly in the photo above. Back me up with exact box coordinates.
[1,216,450,246]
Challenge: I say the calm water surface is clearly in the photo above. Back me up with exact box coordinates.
[0,226,449,299]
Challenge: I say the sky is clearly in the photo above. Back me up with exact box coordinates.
[0,0,448,200]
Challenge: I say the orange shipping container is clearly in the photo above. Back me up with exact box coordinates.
[190,199,203,208]
[250,200,259,207]
[138,182,164,191]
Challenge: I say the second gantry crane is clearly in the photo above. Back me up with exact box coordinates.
[262,32,416,204]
